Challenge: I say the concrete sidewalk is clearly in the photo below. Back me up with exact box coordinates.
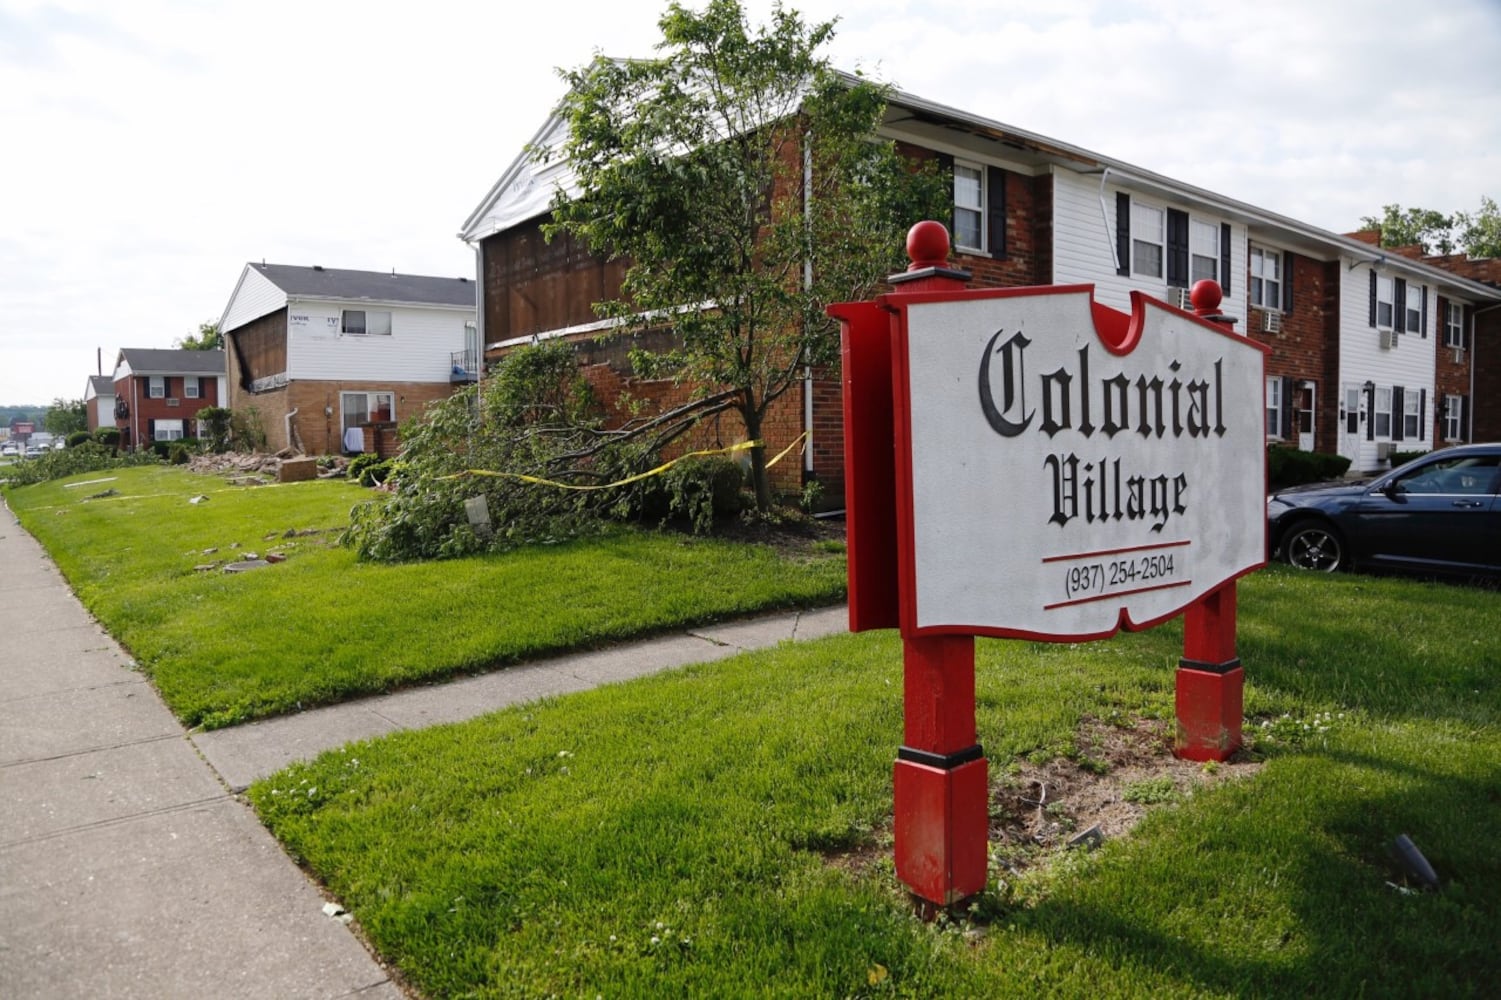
[0,501,846,998]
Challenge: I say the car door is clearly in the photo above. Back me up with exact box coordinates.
[1351,454,1501,573]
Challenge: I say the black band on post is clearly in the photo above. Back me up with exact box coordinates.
[1179,657,1242,675]
[897,743,985,770]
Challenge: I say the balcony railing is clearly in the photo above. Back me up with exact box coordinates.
[450,349,480,383]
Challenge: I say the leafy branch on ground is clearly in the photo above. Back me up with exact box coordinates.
[341,339,743,561]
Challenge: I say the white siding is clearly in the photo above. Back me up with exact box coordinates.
[92,395,113,426]
[221,266,287,332]
[1337,261,1436,471]
[286,302,471,382]
[1052,169,1246,327]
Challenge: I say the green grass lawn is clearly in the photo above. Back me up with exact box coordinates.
[5,466,846,727]
[249,567,1501,998]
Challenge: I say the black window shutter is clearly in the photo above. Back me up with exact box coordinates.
[1420,286,1428,337]
[1115,192,1130,276]
[1366,385,1375,441]
[1418,389,1427,441]
[1369,270,1377,327]
[1282,250,1294,313]
[1220,223,1232,295]
[1463,305,1470,349]
[1166,209,1189,287]
[1280,376,1295,440]
[1392,386,1405,441]
[1461,396,1470,442]
[1394,279,1406,334]
[935,152,956,239]
[986,166,1007,260]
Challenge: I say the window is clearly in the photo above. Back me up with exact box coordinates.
[1373,387,1392,439]
[1190,220,1219,284]
[1265,376,1283,438]
[1402,391,1421,440]
[341,391,396,431]
[952,162,984,251]
[153,419,184,441]
[148,375,165,398]
[1445,302,1465,349]
[1403,283,1423,335]
[1131,203,1164,278]
[184,376,200,399]
[1250,246,1282,309]
[1375,275,1394,329]
[342,309,392,336]
[1444,394,1465,442]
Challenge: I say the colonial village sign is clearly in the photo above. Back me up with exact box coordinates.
[831,222,1267,905]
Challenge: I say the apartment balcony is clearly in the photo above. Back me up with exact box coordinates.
[450,349,480,383]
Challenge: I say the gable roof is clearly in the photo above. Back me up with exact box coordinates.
[116,348,226,377]
[250,263,476,308]
[88,375,114,397]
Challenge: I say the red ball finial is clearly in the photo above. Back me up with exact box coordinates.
[1189,279,1223,315]
[907,221,951,271]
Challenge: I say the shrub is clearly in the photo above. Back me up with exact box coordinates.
[151,437,200,460]
[66,431,93,448]
[639,455,745,534]
[347,454,395,487]
[230,407,267,452]
[1,441,160,488]
[199,407,233,452]
[94,427,121,449]
[1389,449,1428,468]
[1267,444,1353,490]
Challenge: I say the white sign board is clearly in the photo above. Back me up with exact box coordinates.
[894,288,1266,640]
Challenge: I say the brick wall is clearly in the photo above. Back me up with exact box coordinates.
[114,375,223,451]
[1245,256,1342,453]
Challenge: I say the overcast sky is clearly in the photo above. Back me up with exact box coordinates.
[3,0,1498,406]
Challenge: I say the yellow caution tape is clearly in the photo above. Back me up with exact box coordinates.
[444,432,808,492]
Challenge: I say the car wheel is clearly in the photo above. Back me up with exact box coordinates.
[1283,522,1345,572]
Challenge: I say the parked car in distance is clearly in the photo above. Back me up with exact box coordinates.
[1267,443,1501,578]
[0,442,18,457]
[24,445,44,458]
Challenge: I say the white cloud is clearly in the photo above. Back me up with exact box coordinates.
[2,0,1498,404]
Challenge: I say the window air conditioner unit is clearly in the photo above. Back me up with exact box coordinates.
[1379,329,1396,350]
[1261,312,1282,334]
[1376,442,1394,460]
[1452,347,1465,364]
[1165,287,1192,310]
[166,398,180,407]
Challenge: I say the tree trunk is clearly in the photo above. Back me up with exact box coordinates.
[741,402,774,513]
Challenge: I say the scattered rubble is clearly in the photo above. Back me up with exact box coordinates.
[186,452,352,482]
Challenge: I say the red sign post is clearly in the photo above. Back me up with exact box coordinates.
[830,222,1266,905]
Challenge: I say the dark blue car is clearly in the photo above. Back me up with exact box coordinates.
[1267,443,1501,577]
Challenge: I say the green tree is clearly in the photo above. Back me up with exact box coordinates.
[43,397,87,437]
[1360,204,1457,255]
[176,321,222,351]
[543,0,947,512]
[1455,195,1501,258]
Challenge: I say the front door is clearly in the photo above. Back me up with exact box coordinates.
[1339,384,1363,467]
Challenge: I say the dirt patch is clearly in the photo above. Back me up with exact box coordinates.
[826,716,1262,884]
[991,716,1260,858]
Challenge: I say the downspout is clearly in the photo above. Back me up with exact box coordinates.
[1097,167,1120,274]
[285,408,299,454]
[131,376,139,451]
[802,140,814,484]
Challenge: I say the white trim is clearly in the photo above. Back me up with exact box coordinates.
[489,300,718,351]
